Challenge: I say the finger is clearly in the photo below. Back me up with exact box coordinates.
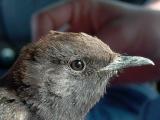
[32,1,72,41]
[32,13,54,41]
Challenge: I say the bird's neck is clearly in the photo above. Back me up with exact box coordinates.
[25,93,94,120]
[20,83,105,120]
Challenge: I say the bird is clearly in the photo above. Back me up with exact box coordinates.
[0,31,154,120]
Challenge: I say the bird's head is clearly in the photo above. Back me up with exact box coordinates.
[4,31,154,116]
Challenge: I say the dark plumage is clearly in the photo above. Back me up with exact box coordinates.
[0,31,154,120]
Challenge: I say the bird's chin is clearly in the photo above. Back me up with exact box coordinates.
[104,70,119,81]
[111,70,119,77]
[102,70,119,89]
[109,70,123,81]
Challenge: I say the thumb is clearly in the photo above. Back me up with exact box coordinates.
[31,1,72,41]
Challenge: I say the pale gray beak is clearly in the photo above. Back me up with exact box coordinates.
[100,56,155,71]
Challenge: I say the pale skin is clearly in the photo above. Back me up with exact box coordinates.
[32,0,160,84]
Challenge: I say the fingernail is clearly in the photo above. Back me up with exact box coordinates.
[42,15,54,34]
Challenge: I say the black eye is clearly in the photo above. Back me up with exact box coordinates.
[70,59,85,71]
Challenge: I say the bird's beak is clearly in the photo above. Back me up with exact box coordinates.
[100,56,155,71]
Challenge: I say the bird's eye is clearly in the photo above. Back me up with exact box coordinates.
[70,59,85,71]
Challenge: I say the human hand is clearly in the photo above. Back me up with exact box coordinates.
[31,0,160,84]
